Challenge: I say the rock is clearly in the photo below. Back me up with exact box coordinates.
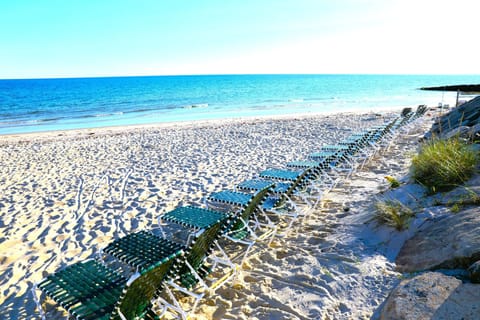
[441,125,471,140]
[396,207,480,273]
[433,174,480,206]
[427,96,480,138]
[470,123,480,141]
[422,131,433,140]
[468,260,480,283]
[379,272,480,320]
[470,143,480,153]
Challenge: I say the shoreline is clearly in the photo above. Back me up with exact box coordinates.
[0,106,409,142]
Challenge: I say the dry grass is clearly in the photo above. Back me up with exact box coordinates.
[374,200,415,231]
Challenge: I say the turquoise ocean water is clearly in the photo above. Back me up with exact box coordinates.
[1,74,479,135]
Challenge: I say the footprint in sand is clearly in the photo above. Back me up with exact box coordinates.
[307,237,324,246]
[276,249,290,259]
[242,275,257,283]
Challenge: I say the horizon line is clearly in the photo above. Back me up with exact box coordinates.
[2,72,480,81]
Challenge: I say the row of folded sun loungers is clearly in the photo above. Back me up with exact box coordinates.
[33,106,427,319]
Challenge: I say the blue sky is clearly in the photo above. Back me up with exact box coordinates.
[1,0,479,79]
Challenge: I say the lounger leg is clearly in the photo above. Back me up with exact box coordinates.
[254,208,278,245]
[207,241,238,289]
[156,284,189,320]
[158,279,206,320]
[241,240,255,267]
[31,283,46,320]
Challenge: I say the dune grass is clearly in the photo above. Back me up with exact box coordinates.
[411,138,478,194]
[374,200,414,231]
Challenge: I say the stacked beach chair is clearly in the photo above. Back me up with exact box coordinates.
[33,107,426,319]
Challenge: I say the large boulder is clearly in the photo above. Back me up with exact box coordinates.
[379,272,480,320]
[396,207,480,273]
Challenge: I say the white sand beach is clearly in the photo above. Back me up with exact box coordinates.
[0,109,431,319]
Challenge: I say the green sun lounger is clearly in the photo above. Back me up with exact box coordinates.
[34,238,183,320]
[102,207,230,320]
[259,167,319,197]
[207,182,274,239]
[206,182,275,264]
[236,178,305,233]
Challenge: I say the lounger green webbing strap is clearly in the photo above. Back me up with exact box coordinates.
[286,160,321,169]
[236,184,272,232]
[238,179,290,209]
[339,138,365,151]
[260,168,314,192]
[104,229,212,289]
[309,150,337,158]
[207,190,253,207]
[37,243,183,320]
[259,168,303,181]
[320,144,355,157]
[346,133,375,148]
[237,179,274,191]
[38,260,125,320]
[181,218,226,288]
[309,151,347,167]
[160,206,230,231]
[208,184,273,239]
[160,206,231,288]
[286,160,328,177]
[261,197,280,210]
[103,231,184,272]
[238,179,290,194]
[114,247,183,320]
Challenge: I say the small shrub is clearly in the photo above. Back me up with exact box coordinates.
[411,138,478,194]
[449,188,480,212]
[463,188,480,205]
[450,203,462,213]
[374,200,415,231]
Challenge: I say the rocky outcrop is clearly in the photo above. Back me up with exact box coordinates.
[426,95,480,140]
[380,97,480,318]
[396,207,480,273]
[380,272,480,320]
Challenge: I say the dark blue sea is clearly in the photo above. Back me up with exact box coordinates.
[1,74,479,135]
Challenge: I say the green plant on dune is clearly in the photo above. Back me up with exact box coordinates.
[450,203,462,213]
[411,138,478,194]
[448,186,480,213]
[374,200,414,231]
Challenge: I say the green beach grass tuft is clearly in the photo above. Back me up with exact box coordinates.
[450,203,462,213]
[411,138,478,194]
[374,200,414,231]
